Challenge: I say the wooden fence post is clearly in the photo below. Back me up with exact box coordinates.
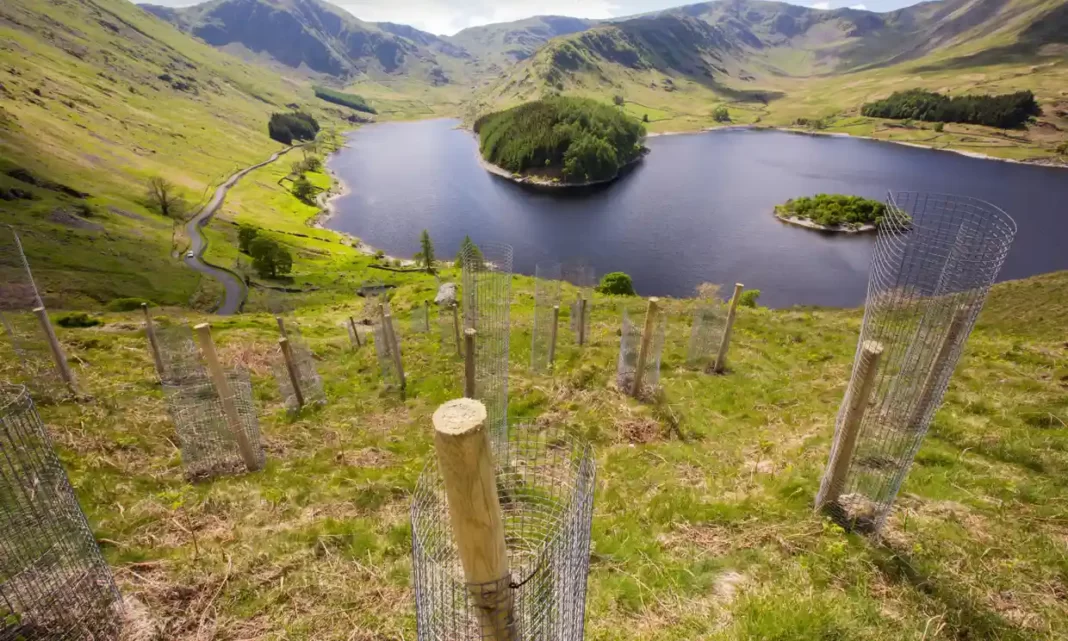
[279,337,305,409]
[631,297,660,397]
[350,317,362,347]
[33,307,77,394]
[819,340,884,508]
[432,398,515,641]
[275,316,288,339]
[193,323,261,471]
[714,283,745,373]
[548,305,560,367]
[424,300,431,333]
[908,307,970,430]
[384,312,406,397]
[452,304,462,357]
[464,328,477,398]
[142,303,165,381]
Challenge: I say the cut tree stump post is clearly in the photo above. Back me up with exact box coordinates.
[350,317,362,347]
[432,398,515,641]
[424,301,431,333]
[34,306,77,395]
[194,323,261,471]
[548,305,560,368]
[279,337,305,409]
[907,307,970,430]
[384,312,406,397]
[452,304,462,357]
[142,303,165,381]
[714,283,745,373]
[631,297,660,397]
[578,298,588,347]
[275,316,288,339]
[464,328,477,398]
[818,340,883,508]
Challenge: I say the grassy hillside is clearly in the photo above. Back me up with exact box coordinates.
[475,0,1068,161]
[0,0,361,310]
[3,264,1065,639]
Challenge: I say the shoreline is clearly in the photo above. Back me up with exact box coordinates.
[774,213,877,234]
[476,152,645,188]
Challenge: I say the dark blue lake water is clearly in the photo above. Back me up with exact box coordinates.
[326,119,1068,308]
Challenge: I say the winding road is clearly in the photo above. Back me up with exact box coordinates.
[184,145,298,315]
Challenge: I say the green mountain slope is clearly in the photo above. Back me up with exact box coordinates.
[476,0,1068,159]
[450,16,598,72]
[0,0,344,308]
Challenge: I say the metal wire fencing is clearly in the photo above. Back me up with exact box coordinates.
[155,325,206,386]
[439,303,461,356]
[411,425,595,641]
[411,303,431,334]
[373,318,402,387]
[617,304,666,399]
[273,323,325,412]
[531,263,562,373]
[563,264,595,346]
[164,369,266,481]
[687,285,727,370]
[1,384,123,640]
[816,192,1016,532]
[462,242,512,440]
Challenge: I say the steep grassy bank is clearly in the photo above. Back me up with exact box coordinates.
[3,269,1065,640]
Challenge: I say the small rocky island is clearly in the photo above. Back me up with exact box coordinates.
[774,194,890,233]
[474,96,647,187]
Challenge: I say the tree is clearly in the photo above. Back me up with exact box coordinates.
[454,235,483,269]
[418,229,435,273]
[596,272,636,296]
[613,94,625,106]
[146,177,185,219]
[249,237,293,279]
[712,106,731,123]
[642,114,649,123]
[933,122,945,132]
[292,176,317,204]
[738,289,761,308]
[562,133,618,183]
[238,225,258,253]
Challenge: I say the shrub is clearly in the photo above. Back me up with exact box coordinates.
[475,96,645,183]
[596,272,636,296]
[291,176,317,204]
[314,87,377,114]
[269,112,320,145]
[738,289,761,308]
[712,106,731,123]
[861,89,1041,129]
[374,249,385,260]
[934,122,945,132]
[106,297,151,312]
[1056,142,1068,156]
[56,312,101,328]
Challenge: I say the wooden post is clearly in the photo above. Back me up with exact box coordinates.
[452,304,462,357]
[193,323,261,471]
[464,329,477,398]
[631,297,660,397]
[578,298,588,347]
[908,307,970,430]
[347,316,361,348]
[275,315,288,339]
[424,300,431,333]
[714,283,745,374]
[384,312,406,396]
[279,337,305,409]
[432,399,515,641]
[34,307,76,394]
[142,303,165,381]
[548,305,560,367]
[819,340,884,508]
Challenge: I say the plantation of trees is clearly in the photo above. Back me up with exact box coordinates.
[268,112,321,145]
[314,87,377,115]
[860,89,1041,129]
[475,97,646,184]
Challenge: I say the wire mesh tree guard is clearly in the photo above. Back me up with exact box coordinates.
[816,192,1016,532]
[272,322,325,412]
[1,384,123,640]
[155,325,205,386]
[563,264,595,347]
[411,302,431,334]
[617,300,666,400]
[462,242,512,441]
[411,403,595,641]
[531,263,562,373]
[164,369,266,481]
[439,302,462,356]
[686,285,727,371]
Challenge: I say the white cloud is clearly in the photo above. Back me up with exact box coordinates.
[332,0,619,36]
[810,1,831,9]
[849,3,868,8]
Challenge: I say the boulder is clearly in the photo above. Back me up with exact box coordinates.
[435,282,458,307]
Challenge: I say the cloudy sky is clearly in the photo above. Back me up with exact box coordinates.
[145,0,922,36]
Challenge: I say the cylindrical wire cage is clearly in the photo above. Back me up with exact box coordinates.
[1,385,123,640]
[155,325,206,386]
[563,264,595,345]
[617,305,666,399]
[531,263,562,373]
[411,425,595,641]
[816,192,1016,532]
[462,242,512,441]
[373,320,400,385]
[686,294,727,370]
[164,369,266,482]
[439,303,461,355]
[273,324,325,412]
[411,304,430,334]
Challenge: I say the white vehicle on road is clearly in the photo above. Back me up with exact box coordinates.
[186,251,195,259]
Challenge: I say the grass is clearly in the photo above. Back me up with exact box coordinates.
[2,268,1065,640]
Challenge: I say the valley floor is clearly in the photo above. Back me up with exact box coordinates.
[3,269,1066,640]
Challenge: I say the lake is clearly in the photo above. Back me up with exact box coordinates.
[325,119,1068,308]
